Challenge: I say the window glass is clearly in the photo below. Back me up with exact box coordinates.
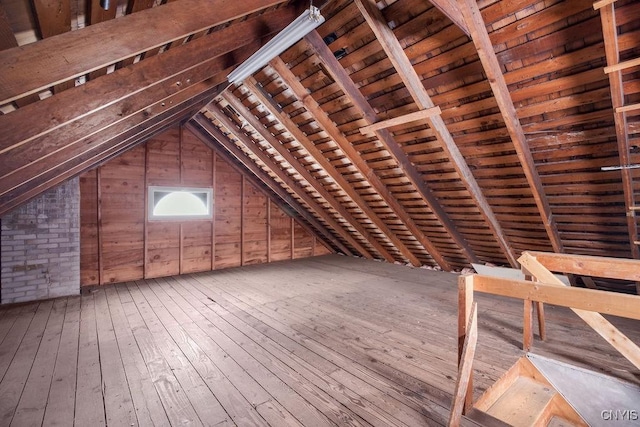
[148,186,213,220]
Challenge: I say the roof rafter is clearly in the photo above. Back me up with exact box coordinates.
[220,89,402,264]
[0,0,290,104]
[266,58,455,269]
[187,117,350,256]
[304,31,485,268]
[204,103,377,259]
[596,3,639,260]
[346,3,520,267]
[457,0,564,254]
[242,82,431,268]
[0,7,299,215]
[3,77,221,215]
[427,0,470,36]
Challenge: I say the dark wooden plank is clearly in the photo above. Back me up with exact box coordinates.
[0,0,290,104]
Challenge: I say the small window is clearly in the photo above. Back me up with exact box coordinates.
[148,186,213,220]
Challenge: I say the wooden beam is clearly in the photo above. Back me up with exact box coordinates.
[0,7,297,158]
[593,0,618,10]
[304,31,486,268]
[0,9,297,213]
[458,0,564,253]
[449,302,477,427]
[457,275,474,414]
[260,65,448,269]
[600,3,640,259]
[428,0,470,37]
[349,4,519,266]
[616,103,640,114]
[604,56,640,74]
[525,251,640,282]
[0,74,223,215]
[359,107,442,135]
[188,115,354,257]
[0,0,289,104]
[472,272,640,322]
[201,107,376,260]
[218,91,397,263]
[517,253,640,370]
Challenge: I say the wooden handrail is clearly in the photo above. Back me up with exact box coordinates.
[470,275,640,320]
[525,251,640,281]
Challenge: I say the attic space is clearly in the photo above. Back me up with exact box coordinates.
[0,0,640,425]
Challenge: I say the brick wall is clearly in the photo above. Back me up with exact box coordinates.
[1,178,80,304]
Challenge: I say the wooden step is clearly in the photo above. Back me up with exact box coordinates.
[547,416,576,427]
[485,376,556,427]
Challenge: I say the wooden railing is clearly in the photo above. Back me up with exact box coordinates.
[450,251,640,424]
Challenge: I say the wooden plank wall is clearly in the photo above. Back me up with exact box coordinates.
[79,126,332,286]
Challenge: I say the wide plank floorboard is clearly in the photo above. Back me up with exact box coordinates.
[0,254,638,426]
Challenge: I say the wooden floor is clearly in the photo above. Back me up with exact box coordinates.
[0,255,638,427]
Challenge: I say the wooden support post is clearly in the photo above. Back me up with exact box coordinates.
[535,301,546,341]
[211,150,216,270]
[96,167,104,286]
[449,302,478,427]
[241,174,245,266]
[523,299,534,352]
[267,198,271,263]
[525,274,546,342]
[291,217,295,260]
[458,274,474,413]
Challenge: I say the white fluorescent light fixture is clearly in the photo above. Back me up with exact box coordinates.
[601,164,640,171]
[227,5,325,85]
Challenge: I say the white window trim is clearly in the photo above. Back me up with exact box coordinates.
[148,186,213,221]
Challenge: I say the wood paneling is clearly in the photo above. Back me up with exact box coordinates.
[80,126,333,286]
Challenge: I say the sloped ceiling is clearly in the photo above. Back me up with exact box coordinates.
[1,0,639,289]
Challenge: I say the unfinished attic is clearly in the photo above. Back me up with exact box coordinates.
[1,0,640,425]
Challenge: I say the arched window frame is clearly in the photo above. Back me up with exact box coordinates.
[148,186,213,221]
